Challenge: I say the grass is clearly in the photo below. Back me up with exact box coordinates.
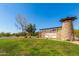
[0,38,79,56]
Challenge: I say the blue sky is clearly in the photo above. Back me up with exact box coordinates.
[0,3,79,33]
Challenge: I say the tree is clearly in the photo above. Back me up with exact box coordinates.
[74,30,79,38]
[16,15,37,38]
[0,32,6,37]
[16,15,28,32]
[25,24,36,37]
[5,33,11,37]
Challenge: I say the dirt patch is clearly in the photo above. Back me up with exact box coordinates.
[70,41,79,45]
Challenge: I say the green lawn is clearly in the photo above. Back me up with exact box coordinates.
[0,38,79,56]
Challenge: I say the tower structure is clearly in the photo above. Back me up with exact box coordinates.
[60,16,76,41]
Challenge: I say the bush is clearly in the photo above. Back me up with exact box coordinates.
[74,30,79,38]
